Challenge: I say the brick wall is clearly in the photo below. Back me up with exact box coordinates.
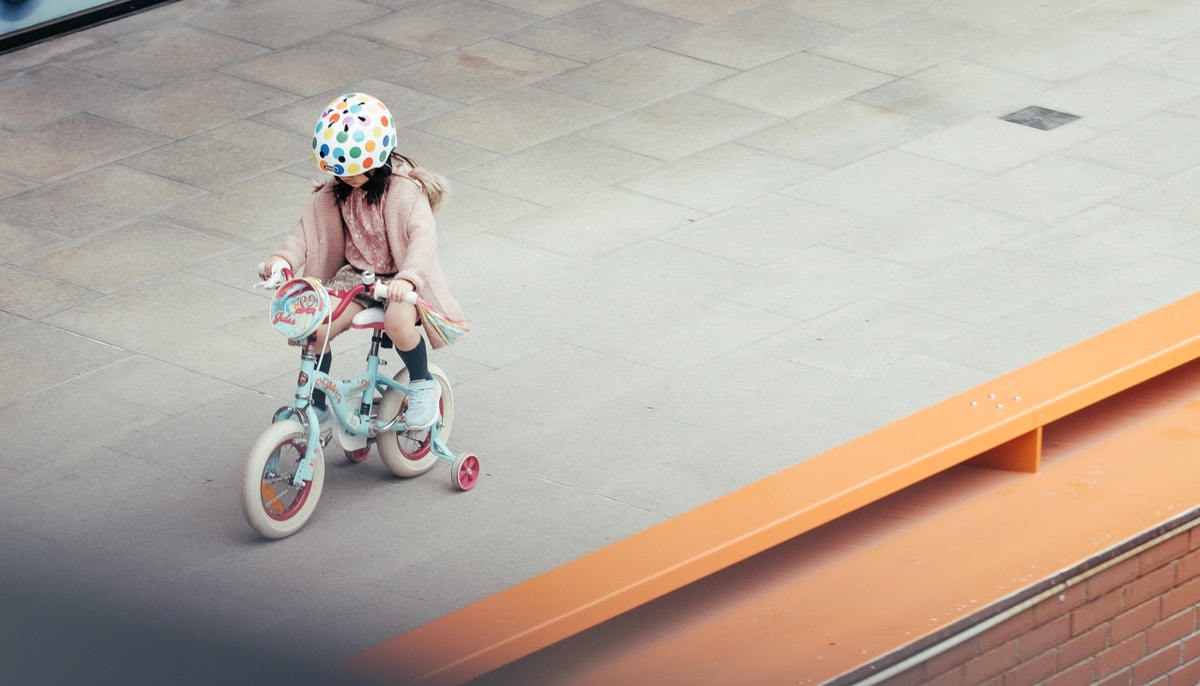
[878,525,1200,686]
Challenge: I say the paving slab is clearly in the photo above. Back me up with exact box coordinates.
[4,0,1200,679]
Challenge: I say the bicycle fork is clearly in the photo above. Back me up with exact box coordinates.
[272,342,322,487]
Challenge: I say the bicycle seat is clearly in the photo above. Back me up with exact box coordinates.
[350,305,385,330]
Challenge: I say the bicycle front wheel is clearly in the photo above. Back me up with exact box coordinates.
[242,419,325,539]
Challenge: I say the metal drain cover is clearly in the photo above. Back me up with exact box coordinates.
[1000,105,1081,130]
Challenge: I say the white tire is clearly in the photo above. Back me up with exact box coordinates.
[241,420,325,539]
[377,364,455,477]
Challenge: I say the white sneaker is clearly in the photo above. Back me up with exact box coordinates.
[404,378,441,430]
[314,406,333,446]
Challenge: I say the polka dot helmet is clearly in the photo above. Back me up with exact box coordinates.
[312,93,396,177]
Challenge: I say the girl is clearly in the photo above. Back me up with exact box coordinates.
[263,92,463,440]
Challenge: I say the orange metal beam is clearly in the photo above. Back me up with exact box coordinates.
[971,425,1041,472]
[341,292,1200,685]
[524,366,1200,685]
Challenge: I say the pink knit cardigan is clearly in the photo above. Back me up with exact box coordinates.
[272,172,464,349]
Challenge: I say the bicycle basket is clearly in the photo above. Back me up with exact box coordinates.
[269,277,330,341]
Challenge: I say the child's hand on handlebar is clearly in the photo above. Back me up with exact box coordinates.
[255,259,292,289]
[387,278,416,303]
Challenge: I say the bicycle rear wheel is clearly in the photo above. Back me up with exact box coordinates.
[377,364,454,477]
[242,420,325,539]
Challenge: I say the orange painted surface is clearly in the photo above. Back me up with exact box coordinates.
[342,292,1200,686]
[503,366,1200,685]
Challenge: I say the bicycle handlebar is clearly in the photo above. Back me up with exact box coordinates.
[258,265,416,328]
[323,271,415,324]
[367,281,417,304]
[328,282,367,322]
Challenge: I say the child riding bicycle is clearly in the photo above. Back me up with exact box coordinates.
[261,92,464,441]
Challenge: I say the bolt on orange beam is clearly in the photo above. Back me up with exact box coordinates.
[341,292,1200,686]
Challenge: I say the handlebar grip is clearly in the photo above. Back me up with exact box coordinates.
[371,282,419,303]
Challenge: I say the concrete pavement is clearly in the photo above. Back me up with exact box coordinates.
[4,0,1200,676]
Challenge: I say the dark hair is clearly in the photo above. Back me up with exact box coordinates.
[332,152,417,206]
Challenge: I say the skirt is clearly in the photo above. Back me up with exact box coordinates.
[324,264,396,309]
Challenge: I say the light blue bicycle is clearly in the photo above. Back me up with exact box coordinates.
[242,268,479,539]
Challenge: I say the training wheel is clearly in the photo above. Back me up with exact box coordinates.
[344,447,371,464]
[451,453,480,491]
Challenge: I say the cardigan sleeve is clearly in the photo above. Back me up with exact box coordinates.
[269,183,345,281]
[380,173,465,349]
[389,177,439,293]
[271,218,308,275]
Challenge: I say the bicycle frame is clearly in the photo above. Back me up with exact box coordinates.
[269,280,451,486]
[245,266,478,539]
